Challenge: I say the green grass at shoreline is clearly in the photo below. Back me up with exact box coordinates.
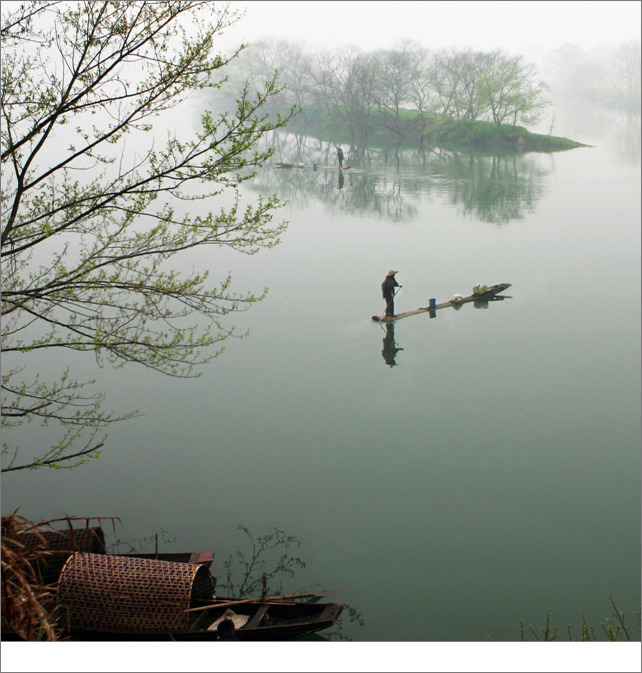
[287,106,587,153]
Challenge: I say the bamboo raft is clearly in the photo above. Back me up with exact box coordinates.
[372,283,511,322]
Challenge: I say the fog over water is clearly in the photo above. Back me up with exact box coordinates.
[221,1,641,58]
[1,2,640,672]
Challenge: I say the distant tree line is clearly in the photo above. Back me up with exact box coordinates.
[221,39,640,154]
[224,41,549,153]
[544,41,641,115]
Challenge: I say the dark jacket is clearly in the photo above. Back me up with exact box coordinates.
[382,275,399,299]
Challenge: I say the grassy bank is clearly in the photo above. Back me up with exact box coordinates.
[287,106,586,152]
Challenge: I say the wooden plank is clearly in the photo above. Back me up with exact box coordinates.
[372,283,511,322]
[186,593,320,614]
[245,604,270,629]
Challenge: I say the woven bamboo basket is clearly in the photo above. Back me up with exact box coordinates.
[18,527,106,554]
[57,552,214,633]
[16,527,106,585]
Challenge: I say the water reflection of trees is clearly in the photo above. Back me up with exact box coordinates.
[217,524,364,641]
[441,151,545,224]
[613,113,641,167]
[250,132,548,225]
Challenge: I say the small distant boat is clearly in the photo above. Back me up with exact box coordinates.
[274,161,351,170]
[54,553,342,641]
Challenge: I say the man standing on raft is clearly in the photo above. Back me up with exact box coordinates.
[382,270,401,317]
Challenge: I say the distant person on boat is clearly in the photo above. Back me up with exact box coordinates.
[336,146,344,170]
[382,270,401,317]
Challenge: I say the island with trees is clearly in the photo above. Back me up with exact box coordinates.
[224,40,623,155]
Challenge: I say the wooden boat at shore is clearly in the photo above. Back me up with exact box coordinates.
[14,526,109,585]
[14,526,214,584]
[5,528,342,641]
[53,553,341,641]
[67,596,343,641]
[372,282,511,322]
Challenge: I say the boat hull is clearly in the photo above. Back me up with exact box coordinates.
[63,601,343,641]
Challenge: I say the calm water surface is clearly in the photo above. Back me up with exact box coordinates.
[3,118,640,644]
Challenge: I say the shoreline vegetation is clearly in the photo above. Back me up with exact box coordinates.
[2,514,639,642]
[286,107,588,154]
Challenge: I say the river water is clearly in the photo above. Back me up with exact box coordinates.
[2,112,640,649]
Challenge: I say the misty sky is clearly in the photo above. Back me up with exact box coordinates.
[219,0,641,60]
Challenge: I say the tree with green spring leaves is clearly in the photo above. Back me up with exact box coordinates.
[1,1,293,472]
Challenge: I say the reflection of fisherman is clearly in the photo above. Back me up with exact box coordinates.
[382,322,403,367]
[381,270,401,317]
[338,170,344,190]
[336,146,344,170]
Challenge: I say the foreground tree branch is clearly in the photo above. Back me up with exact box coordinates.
[1,1,294,471]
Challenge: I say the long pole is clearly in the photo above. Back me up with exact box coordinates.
[185,593,319,613]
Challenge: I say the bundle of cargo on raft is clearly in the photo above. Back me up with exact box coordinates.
[372,283,512,322]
